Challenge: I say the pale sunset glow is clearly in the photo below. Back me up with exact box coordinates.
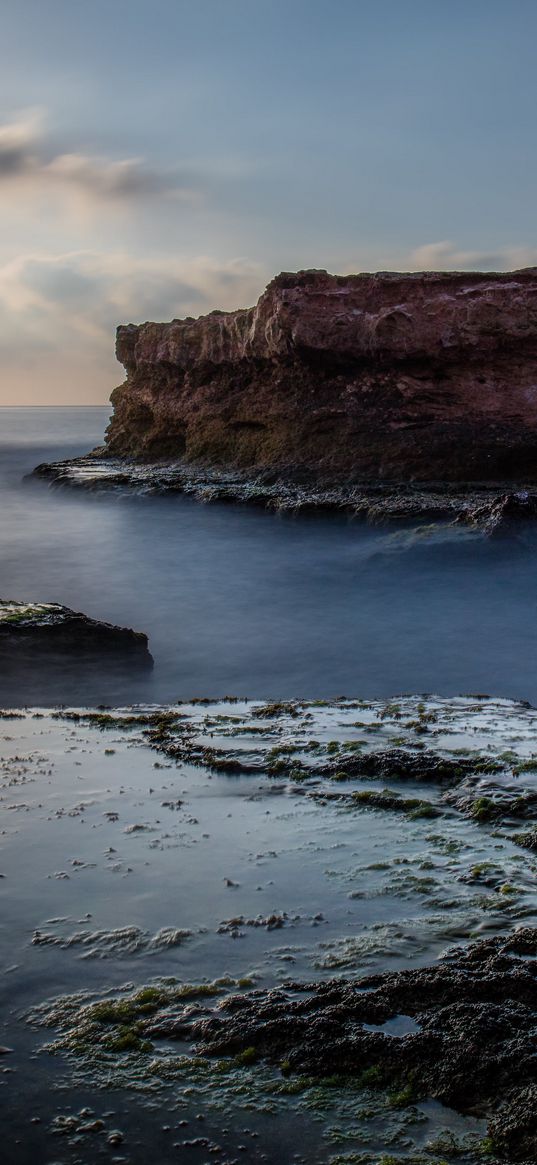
[1,0,536,402]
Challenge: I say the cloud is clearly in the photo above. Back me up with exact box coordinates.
[408,240,537,271]
[0,110,197,205]
[0,107,43,176]
[0,249,265,321]
[43,153,176,200]
[0,250,267,402]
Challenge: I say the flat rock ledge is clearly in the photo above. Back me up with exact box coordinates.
[31,455,537,534]
[0,600,153,667]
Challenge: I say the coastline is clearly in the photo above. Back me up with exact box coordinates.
[31,451,537,533]
[2,693,536,1164]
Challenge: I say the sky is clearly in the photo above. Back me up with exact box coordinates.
[1,0,537,404]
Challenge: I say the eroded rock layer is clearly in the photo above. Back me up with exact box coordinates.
[107,268,537,481]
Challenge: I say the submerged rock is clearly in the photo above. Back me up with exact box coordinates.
[456,490,537,535]
[0,600,153,667]
[32,922,190,958]
[13,698,537,1162]
[48,694,537,836]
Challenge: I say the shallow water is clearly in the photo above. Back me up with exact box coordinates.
[2,697,534,1164]
[2,406,537,705]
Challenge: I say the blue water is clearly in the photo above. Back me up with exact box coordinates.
[1,405,537,705]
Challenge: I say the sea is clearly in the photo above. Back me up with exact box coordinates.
[1,405,537,706]
[0,407,535,1165]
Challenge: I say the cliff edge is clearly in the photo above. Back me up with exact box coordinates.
[107,268,537,482]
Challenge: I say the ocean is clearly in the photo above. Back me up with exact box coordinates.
[1,407,536,1165]
[1,405,536,706]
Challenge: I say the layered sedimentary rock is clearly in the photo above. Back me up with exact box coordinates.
[107,267,537,482]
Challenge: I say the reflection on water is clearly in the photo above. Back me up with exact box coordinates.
[1,405,537,705]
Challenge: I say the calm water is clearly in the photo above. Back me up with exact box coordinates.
[1,405,537,705]
[5,698,516,1163]
[1,409,534,1164]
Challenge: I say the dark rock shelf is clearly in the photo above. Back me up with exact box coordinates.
[31,455,537,535]
[0,600,153,667]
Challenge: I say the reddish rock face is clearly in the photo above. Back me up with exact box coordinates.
[107,268,537,482]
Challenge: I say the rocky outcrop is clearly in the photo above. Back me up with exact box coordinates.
[0,601,153,667]
[32,925,537,1161]
[184,928,537,1162]
[106,267,537,483]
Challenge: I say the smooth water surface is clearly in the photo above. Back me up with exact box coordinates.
[1,406,537,705]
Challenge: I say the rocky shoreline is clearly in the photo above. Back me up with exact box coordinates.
[13,693,537,1165]
[31,454,537,534]
[57,929,533,1161]
[30,268,537,534]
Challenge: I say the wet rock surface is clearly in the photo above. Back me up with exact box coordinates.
[27,930,537,1162]
[0,599,153,667]
[455,490,537,536]
[4,695,537,1164]
[168,929,537,1161]
[488,1085,537,1163]
[513,828,537,851]
[98,697,537,835]
[30,456,537,533]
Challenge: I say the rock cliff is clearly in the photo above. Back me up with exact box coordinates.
[107,267,537,482]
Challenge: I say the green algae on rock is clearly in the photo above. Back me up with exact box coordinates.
[49,693,535,841]
[0,599,153,666]
[27,932,537,1162]
[7,694,537,1165]
[41,693,537,842]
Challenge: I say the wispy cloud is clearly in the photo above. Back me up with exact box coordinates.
[0,107,42,176]
[408,240,537,271]
[0,249,265,324]
[0,109,198,205]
